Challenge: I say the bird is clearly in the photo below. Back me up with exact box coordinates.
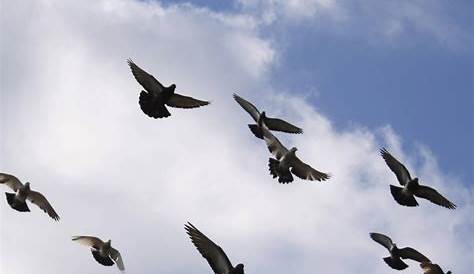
[260,121,330,183]
[380,148,456,209]
[370,232,430,270]
[185,222,244,274]
[420,262,452,274]
[72,235,125,271]
[127,59,210,118]
[233,93,303,139]
[0,173,60,221]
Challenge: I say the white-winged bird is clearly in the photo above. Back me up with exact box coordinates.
[380,148,456,209]
[260,122,330,183]
[127,59,210,118]
[72,236,125,272]
[370,232,430,270]
[0,173,60,221]
[185,222,244,274]
[233,93,302,139]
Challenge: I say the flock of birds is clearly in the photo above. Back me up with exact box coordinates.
[0,59,457,274]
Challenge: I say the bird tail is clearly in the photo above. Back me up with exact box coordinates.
[268,158,293,183]
[5,193,30,212]
[383,256,408,270]
[139,91,171,118]
[91,250,115,266]
[248,124,264,139]
[390,185,418,207]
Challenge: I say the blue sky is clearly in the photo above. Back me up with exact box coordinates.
[163,0,473,184]
[1,1,473,274]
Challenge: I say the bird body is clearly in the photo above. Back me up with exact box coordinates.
[380,148,456,209]
[128,59,209,118]
[261,123,330,183]
[233,93,303,139]
[370,232,430,270]
[72,236,125,271]
[0,173,60,221]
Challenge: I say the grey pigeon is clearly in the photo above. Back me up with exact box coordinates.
[233,93,302,139]
[72,236,125,271]
[420,262,452,274]
[370,232,430,270]
[128,59,209,118]
[380,148,456,209]
[261,122,330,183]
[0,173,60,221]
[185,222,244,274]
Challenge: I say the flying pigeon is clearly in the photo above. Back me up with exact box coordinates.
[127,59,210,118]
[380,148,456,209]
[72,236,125,271]
[260,122,330,183]
[185,222,244,274]
[233,93,302,139]
[420,262,452,274]
[370,232,430,270]
[0,173,60,221]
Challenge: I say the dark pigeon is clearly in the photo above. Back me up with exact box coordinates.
[128,59,209,118]
[0,173,60,221]
[72,236,125,271]
[380,148,456,209]
[370,232,431,271]
[261,122,330,183]
[233,93,302,139]
[185,222,244,274]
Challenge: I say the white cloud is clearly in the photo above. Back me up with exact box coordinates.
[0,1,472,274]
[237,0,471,50]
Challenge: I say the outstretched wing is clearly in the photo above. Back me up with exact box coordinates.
[233,93,260,122]
[110,247,125,271]
[380,148,412,185]
[127,59,164,95]
[0,173,23,191]
[414,185,456,209]
[166,93,210,109]
[399,247,430,262]
[261,124,289,160]
[27,190,60,221]
[370,232,393,251]
[185,222,233,274]
[290,156,330,182]
[72,236,104,249]
[265,117,303,134]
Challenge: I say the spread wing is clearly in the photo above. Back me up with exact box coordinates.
[261,124,288,160]
[185,222,233,274]
[414,185,456,209]
[127,59,164,95]
[72,236,104,249]
[0,173,23,191]
[265,117,303,134]
[399,247,430,262]
[290,156,330,182]
[380,148,412,185]
[370,232,393,251]
[166,93,210,108]
[233,93,260,122]
[420,262,445,274]
[110,247,125,271]
[27,190,60,221]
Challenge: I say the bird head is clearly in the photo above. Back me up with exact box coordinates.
[290,147,298,153]
[105,240,112,247]
[24,182,31,190]
[234,264,244,274]
[169,84,176,91]
[257,111,266,127]
[413,178,420,184]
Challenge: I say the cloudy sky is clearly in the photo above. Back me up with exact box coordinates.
[0,0,472,274]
